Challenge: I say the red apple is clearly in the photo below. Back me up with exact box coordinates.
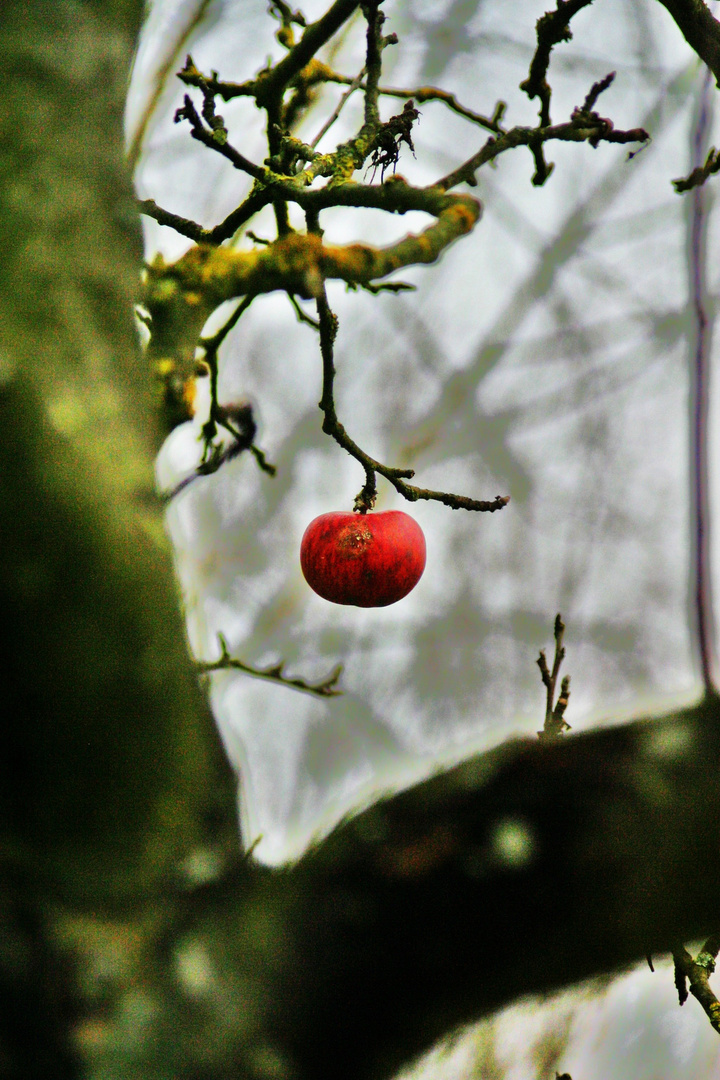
[300,510,426,607]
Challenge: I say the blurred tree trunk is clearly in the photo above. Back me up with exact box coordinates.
[0,1,230,1073]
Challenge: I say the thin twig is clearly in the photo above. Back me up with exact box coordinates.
[210,189,272,245]
[288,292,321,329]
[362,0,384,129]
[247,231,271,246]
[178,54,258,102]
[198,634,343,698]
[377,84,505,134]
[351,280,416,294]
[200,295,254,352]
[310,71,504,147]
[315,283,509,513]
[311,66,366,148]
[138,198,212,243]
[162,440,248,502]
[673,147,720,193]
[200,297,277,478]
[161,409,275,501]
[248,445,277,474]
[127,0,216,169]
[199,304,254,465]
[160,429,276,501]
[254,0,363,111]
[160,297,277,500]
[175,95,268,181]
[438,109,649,192]
[270,0,307,48]
[537,614,571,739]
[581,71,616,113]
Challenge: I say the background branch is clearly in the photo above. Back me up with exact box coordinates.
[673,938,720,1033]
[688,57,718,694]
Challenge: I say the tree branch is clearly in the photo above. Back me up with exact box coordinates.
[235,695,720,1080]
[197,634,343,698]
[673,146,720,192]
[673,937,720,1033]
[438,110,649,191]
[378,82,506,134]
[142,185,481,378]
[254,0,363,110]
[537,613,572,737]
[138,197,212,242]
[655,0,720,87]
[314,283,508,512]
[521,0,596,126]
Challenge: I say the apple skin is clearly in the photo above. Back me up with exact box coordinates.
[300,510,426,607]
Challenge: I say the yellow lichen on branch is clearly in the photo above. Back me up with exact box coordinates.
[143,185,480,379]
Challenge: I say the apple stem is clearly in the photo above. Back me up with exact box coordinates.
[353,467,377,513]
